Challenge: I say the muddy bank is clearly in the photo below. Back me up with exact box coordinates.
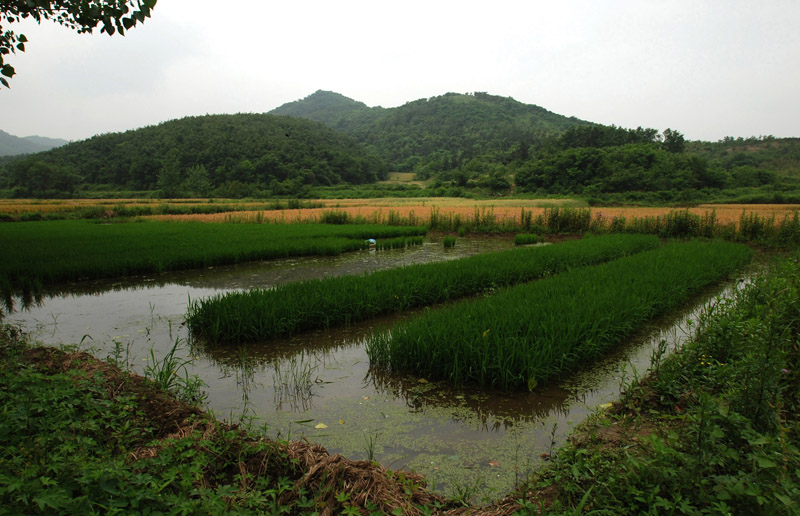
[1,329,533,515]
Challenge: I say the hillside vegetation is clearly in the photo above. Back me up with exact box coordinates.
[0,114,386,198]
[1,90,798,201]
[271,90,590,176]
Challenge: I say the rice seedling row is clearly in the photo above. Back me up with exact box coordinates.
[366,240,753,392]
[374,236,424,250]
[187,234,660,345]
[0,220,426,296]
[514,233,544,245]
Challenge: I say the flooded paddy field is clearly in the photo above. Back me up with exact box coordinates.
[5,235,746,502]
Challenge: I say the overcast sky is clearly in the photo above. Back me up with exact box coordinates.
[1,1,798,142]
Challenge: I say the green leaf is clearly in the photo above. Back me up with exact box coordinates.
[527,377,538,391]
[1,64,14,78]
[756,455,777,468]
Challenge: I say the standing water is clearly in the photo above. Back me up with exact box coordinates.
[4,236,746,502]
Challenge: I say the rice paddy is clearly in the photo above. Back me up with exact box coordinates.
[0,220,426,299]
[366,240,753,392]
[186,234,659,344]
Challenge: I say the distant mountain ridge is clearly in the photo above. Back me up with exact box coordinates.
[0,130,67,156]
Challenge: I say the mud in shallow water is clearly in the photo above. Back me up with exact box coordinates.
[5,236,747,502]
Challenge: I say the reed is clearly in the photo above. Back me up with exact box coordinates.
[367,240,753,392]
[187,234,659,344]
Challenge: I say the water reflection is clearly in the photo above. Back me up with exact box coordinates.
[3,235,759,503]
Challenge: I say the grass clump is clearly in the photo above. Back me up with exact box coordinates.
[513,233,544,246]
[375,235,424,250]
[442,236,457,248]
[188,234,659,345]
[521,252,800,515]
[367,240,753,392]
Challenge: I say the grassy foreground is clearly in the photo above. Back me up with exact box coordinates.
[1,252,798,514]
[187,234,659,345]
[0,220,426,300]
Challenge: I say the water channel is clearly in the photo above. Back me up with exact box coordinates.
[5,235,744,502]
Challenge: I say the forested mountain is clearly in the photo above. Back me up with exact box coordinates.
[0,114,387,198]
[0,130,67,156]
[2,91,797,201]
[270,91,591,175]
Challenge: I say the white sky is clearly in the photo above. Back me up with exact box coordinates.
[1,0,799,142]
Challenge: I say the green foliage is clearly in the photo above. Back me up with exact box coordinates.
[0,114,387,197]
[688,135,800,179]
[188,234,659,345]
[529,253,800,515]
[515,143,729,194]
[442,236,456,248]
[271,90,590,175]
[143,339,206,405]
[513,233,543,245]
[368,240,752,391]
[1,0,157,87]
[0,220,426,301]
[558,124,661,149]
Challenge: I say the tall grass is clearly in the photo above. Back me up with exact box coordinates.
[367,240,753,392]
[0,220,426,299]
[187,234,660,344]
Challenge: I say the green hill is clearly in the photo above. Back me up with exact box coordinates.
[270,91,591,175]
[0,114,387,198]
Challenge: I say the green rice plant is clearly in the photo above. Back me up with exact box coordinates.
[514,233,544,246]
[0,220,427,299]
[375,236,424,250]
[443,236,457,248]
[367,240,753,392]
[187,234,660,344]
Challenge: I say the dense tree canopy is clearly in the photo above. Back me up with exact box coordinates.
[1,0,156,87]
[0,114,388,197]
[270,91,591,175]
